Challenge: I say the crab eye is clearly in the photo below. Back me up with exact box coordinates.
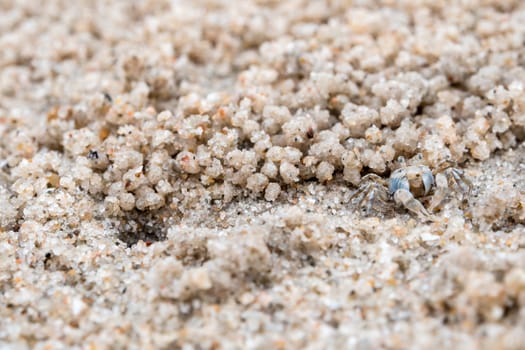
[397,156,407,167]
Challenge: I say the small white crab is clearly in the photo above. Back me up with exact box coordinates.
[350,156,471,221]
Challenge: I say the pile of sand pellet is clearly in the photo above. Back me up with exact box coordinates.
[1,0,525,348]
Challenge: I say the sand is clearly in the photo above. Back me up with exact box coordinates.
[1,0,525,349]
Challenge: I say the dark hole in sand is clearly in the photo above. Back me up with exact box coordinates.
[115,208,173,247]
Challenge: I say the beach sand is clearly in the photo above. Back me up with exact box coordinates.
[1,1,525,348]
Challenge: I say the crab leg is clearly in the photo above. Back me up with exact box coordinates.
[349,173,387,203]
[450,168,471,194]
[359,183,390,215]
[349,183,368,203]
[362,185,376,215]
[360,173,388,186]
[428,172,448,212]
[349,174,390,216]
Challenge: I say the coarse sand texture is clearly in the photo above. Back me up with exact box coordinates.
[1,0,525,349]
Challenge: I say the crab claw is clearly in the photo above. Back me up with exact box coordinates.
[394,189,436,222]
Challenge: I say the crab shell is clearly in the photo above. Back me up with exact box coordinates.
[389,165,435,198]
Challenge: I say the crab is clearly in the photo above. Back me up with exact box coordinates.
[350,156,471,221]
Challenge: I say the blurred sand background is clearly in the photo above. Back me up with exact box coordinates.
[1,1,525,349]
